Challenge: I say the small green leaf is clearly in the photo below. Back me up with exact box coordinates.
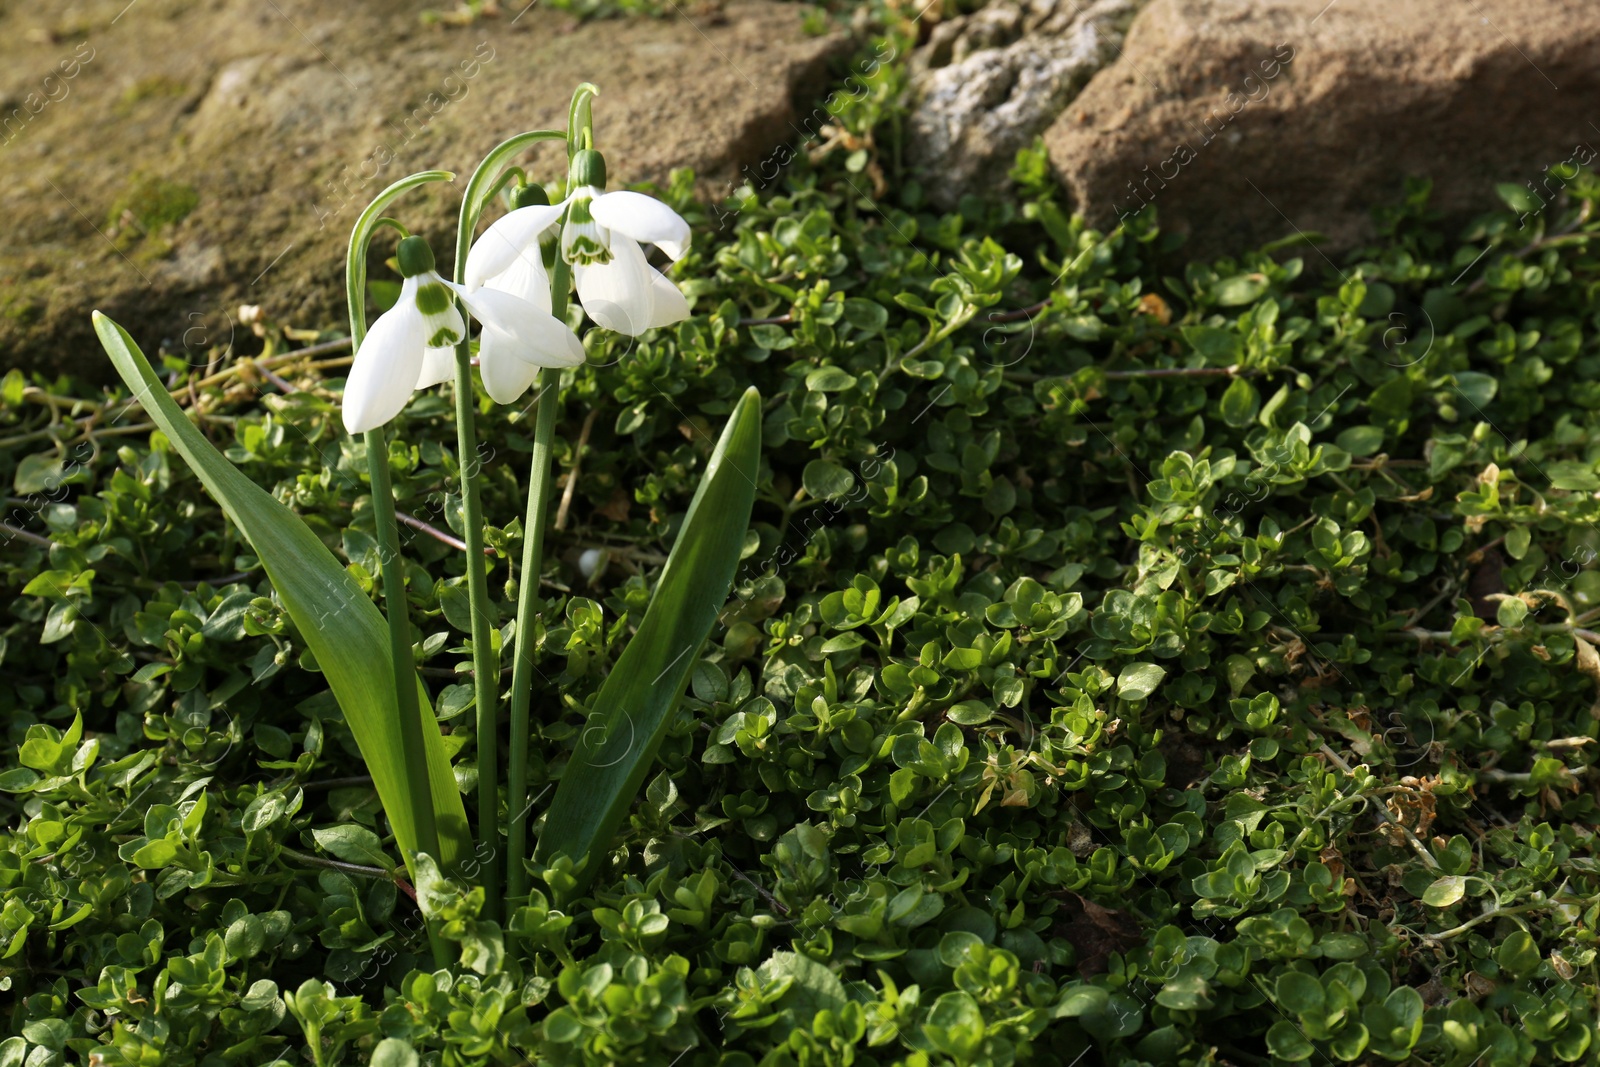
[946,701,993,725]
[371,1039,419,1067]
[1336,425,1385,457]
[1266,1020,1314,1059]
[1496,930,1541,978]
[1275,972,1324,1016]
[805,366,857,392]
[312,824,395,870]
[1053,984,1110,1019]
[803,459,855,500]
[1117,662,1166,701]
[1219,378,1260,428]
[1504,525,1531,560]
[130,839,179,869]
[1496,596,1527,629]
[1548,461,1600,491]
[1213,273,1268,306]
[1422,875,1466,907]
[13,453,64,496]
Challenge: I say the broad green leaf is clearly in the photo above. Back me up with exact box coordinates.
[535,387,760,882]
[92,313,468,876]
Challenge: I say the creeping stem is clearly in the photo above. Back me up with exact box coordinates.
[452,130,566,921]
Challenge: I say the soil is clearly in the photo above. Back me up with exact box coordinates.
[0,0,849,380]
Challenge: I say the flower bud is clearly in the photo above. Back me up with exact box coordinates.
[569,149,607,190]
[396,235,436,278]
[512,183,551,210]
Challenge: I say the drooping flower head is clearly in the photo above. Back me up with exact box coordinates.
[463,148,692,339]
[342,233,584,435]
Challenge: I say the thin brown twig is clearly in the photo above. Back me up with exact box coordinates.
[1,522,53,549]
[397,511,493,556]
[554,407,600,532]
[1105,365,1246,380]
[256,363,300,395]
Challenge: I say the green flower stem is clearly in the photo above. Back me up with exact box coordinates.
[448,332,501,921]
[347,169,454,966]
[506,259,571,905]
[451,130,566,921]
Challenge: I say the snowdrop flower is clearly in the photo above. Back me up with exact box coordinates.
[343,234,584,434]
[463,149,690,339]
[460,184,567,403]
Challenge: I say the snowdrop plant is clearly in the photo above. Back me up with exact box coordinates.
[92,82,760,935]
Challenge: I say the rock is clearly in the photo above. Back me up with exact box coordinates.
[1045,0,1600,258]
[0,0,848,381]
[907,0,1143,208]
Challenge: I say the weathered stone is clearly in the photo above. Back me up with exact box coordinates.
[907,0,1143,209]
[1045,0,1600,258]
[0,0,848,380]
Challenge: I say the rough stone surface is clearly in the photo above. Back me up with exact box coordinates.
[1045,0,1600,258]
[907,0,1141,208]
[0,0,848,380]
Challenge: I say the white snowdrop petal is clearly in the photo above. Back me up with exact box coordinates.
[484,247,553,314]
[574,236,656,336]
[416,344,458,389]
[343,292,426,435]
[477,330,543,404]
[415,273,466,348]
[465,203,566,291]
[457,284,586,368]
[644,265,690,330]
[590,191,691,261]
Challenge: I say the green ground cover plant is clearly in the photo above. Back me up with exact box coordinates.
[3,16,1600,1067]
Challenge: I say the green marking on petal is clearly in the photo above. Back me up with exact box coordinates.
[414,282,453,315]
[566,196,596,225]
[567,237,611,266]
[428,326,461,347]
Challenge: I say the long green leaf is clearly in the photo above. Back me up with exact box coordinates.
[93,313,470,874]
[535,386,761,878]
